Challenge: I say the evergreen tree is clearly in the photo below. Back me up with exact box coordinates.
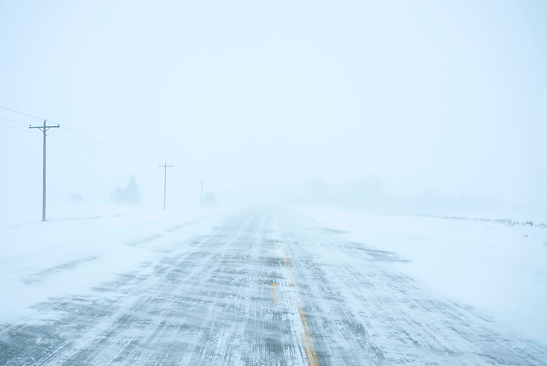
[111,175,140,205]
[203,191,218,208]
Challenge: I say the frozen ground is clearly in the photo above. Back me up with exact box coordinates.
[1,207,547,365]
[0,208,226,326]
[297,207,547,347]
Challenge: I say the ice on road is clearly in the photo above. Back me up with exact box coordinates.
[1,208,547,365]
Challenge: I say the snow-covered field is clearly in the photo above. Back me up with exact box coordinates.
[2,206,547,365]
[297,206,547,347]
[0,208,229,326]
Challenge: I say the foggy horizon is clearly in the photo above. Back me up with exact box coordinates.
[2,1,547,225]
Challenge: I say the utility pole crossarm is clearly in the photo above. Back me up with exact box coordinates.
[29,120,60,222]
[29,124,59,130]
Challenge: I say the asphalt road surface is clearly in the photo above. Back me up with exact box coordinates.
[2,208,547,365]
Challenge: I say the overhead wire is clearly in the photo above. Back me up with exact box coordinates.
[49,132,154,166]
[0,105,43,120]
[0,115,31,126]
[0,122,32,132]
[0,122,41,136]
[48,134,152,169]
[61,125,151,162]
[0,119,146,168]
[0,104,158,164]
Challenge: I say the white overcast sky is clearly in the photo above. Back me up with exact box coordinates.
[1,1,546,220]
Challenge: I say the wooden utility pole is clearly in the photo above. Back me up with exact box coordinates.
[198,180,207,208]
[158,163,173,210]
[29,120,60,221]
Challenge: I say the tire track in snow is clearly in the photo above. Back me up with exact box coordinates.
[283,249,320,366]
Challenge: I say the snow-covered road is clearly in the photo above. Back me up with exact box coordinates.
[1,208,547,365]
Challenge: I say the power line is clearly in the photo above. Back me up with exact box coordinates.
[50,135,151,168]
[48,135,152,169]
[1,123,151,168]
[0,122,34,132]
[0,104,160,165]
[0,105,43,120]
[0,115,30,125]
[0,105,152,162]
[62,126,151,161]
[49,132,153,166]
[1,122,154,168]
[50,135,151,167]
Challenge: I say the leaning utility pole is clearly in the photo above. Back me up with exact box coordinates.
[29,120,60,222]
[198,180,207,208]
[223,190,228,206]
[158,163,173,210]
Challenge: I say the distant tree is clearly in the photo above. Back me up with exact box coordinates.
[203,191,218,208]
[110,175,140,205]
[70,192,83,203]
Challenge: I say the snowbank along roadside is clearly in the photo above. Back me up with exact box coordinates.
[0,208,231,326]
[296,206,547,347]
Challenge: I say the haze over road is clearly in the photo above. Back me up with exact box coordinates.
[1,208,546,365]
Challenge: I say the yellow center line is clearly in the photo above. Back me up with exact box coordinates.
[271,283,278,302]
[284,250,320,366]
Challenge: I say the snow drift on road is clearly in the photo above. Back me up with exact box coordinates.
[296,206,547,347]
[0,208,229,326]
